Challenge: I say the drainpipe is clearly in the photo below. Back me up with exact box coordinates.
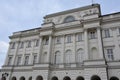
[100,23,109,80]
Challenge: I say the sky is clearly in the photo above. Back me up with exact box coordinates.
[0,0,120,68]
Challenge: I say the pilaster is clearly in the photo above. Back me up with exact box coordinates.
[84,29,89,60]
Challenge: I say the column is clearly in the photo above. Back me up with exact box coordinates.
[47,35,52,63]
[73,34,76,63]
[84,29,89,60]
[61,35,65,67]
[97,27,104,59]
[38,36,42,63]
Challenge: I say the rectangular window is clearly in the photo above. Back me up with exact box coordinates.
[107,49,114,61]
[119,28,120,35]
[66,35,71,43]
[27,41,31,48]
[24,56,29,65]
[104,29,110,38]
[35,40,39,47]
[17,56,21,65]
[11,42,15,49]
[77,33,83,41]
[89,31,96,39]
[8,56,12,65]
[33,55,37,64]
[56,37,61,44]
[44,37,49,45]
[19,42,24,48]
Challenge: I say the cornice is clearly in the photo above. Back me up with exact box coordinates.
[44,4,100,18]
[102,17,120,23]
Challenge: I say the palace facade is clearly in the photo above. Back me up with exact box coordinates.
[1,4,120,80]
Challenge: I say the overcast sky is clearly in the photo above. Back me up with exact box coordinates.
[0,0,120,68]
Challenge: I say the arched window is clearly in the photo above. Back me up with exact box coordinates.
[20,77,25,80]
[65,50,72,64]
[64,16,75,23]
[54,51,61,64]
[110,77,119,80]
[51,76,58,80]
[76,76,84,80]
[12,77,17,80]
[64,76,71,80]
[90,47,98,60]
[91,75,101,80]
[36,76,43,80]
[76,49,84,63]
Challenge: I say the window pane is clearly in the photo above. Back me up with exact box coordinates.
[8,56,12,65]
[17,56,21,65]
[107,49,114,61]
[104,29,110,38]
[33,55,37,64]
[24,56,29,65]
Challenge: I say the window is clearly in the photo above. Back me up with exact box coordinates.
[35,40,39,47]
[19,42,24,48]
[11,42,15,49]
[56,37,61,44]
[104,29,110,38]
[77,49,84,63]
[64,16,75,23]
[65,50,72,67]
[77,33,83,41]
[107,49,114,61]
[89,31,96,39]
[66,35,72,43]
[17,56,21,65]
[27,41,31,48]
[33,55,37,64]
[119,28,120,35]
[54,51,61,64]
[8,56,12,65]
[24,56,29,65]
[42,52,47,63]
[44,37,49,45]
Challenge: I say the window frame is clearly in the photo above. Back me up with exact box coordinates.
[104,29,110,38]
[106,48,114,61]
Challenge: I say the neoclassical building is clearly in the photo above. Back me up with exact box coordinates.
[1,4,120,80]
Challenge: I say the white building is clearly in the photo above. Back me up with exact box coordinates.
[1,4,120,80]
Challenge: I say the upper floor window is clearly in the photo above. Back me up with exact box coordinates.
[66,35,72,43]
[8,56,13,65]
[19,42,24,48]
[17,56,21,65]
[24,56,29,65]
[119,28,120,35]
[11,42,15,49]
[64,16,75,23]
[77,33,83,41]
[89,30,96,39]
[104,29,110,38]
[56,36,61,44]
[33,55,37,64]
[27,41,31,48]
[54,51,61,64]
[106,49,114,61]
[35,40,39,47]
[43,37,49,45]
